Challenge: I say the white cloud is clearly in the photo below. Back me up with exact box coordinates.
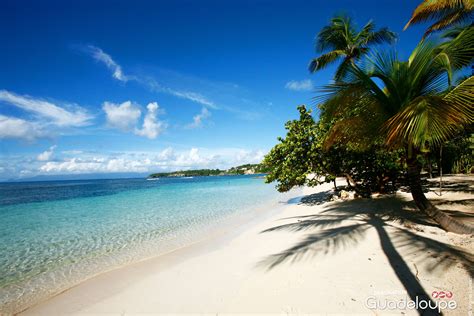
[0,115,45,141]
[82,46,264,121]
[134,102,166,139]
[37,145,57,161]
[285,79,313,91]
[86,45,129,82]
[40,158,101,173]
[157,147,174,160]
[83,46,220,109]
[166,89,216,109]
[139,77,218,109]
[103,101,142,131]
[186,107,211,129]
[102,101,166,139]
[39,157,148,174]
[0,90,92,127]
[36,147,267,175]
[235,149,266,164]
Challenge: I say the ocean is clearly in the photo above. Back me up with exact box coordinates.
[0,175,291,313]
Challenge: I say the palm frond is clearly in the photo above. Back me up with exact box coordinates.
[423,9,472,36]
[333,58,353,81]
[366,50,407,108]
[311,14,396,82]
[443,75,474,121]
[347,63,394,113]
[434,52,454,86]
[404,0,472,27]
[408,40,451,95]
[384,77,474,148]
[404,0,473,36]
[317,77,388,149]
[436,25,474,70]
[354,20,375,43]
[384,97,451,147]
[363,28,397,46]
[308,50,345,73]
[441,24,472,38]
[317,78,371,108]
[316,19,349,52]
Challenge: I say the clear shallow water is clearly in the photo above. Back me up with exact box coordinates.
[0,175,287,313]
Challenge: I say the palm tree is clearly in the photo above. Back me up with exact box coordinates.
[309,15,397,81]
[404,0,474,38]
[318,28,474,234]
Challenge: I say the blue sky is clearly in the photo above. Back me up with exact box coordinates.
[0,0,427,180]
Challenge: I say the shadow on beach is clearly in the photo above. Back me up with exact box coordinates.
[286,190,334,206]
[259,191,474,315]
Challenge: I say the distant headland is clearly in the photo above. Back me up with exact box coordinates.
[148,163,269,178]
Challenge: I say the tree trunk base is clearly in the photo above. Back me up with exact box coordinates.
[407,153,474,235]
[421,202,474,235]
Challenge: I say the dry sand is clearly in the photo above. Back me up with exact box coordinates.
[21,176,474,315]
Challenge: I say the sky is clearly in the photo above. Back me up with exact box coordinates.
[0,0,428,180]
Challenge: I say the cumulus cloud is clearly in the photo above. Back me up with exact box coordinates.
[36,147,267,175]
[102,101,166,139]
[37,145,57,161]
[186,107,211,129]
[0,90,92,127]
[85,45,129,82]
[134,102,166,139]
[285,79,313,91]
[103,101,142,131]
[39,157,147,173]
[0,115,45,141]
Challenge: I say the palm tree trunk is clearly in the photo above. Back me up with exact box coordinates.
[406,155,474,234]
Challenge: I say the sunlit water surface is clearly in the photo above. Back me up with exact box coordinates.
[0,175,293,313]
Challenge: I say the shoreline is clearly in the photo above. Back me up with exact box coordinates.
[5,186,302,315]
[16,177,474,315]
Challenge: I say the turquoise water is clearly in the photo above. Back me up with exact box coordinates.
[0,175,287,312]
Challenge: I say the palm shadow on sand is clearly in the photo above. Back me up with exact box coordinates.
[259,194,473,315]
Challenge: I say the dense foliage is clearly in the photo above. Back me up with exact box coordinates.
[263,106,326,192]
[263,106,404,195]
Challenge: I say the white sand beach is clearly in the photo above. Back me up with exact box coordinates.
[21,177,473,315]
